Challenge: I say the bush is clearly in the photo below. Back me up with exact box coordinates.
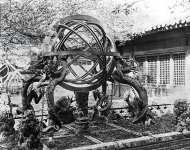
[0,111,15,136]
[173,99,188,119]
[173,99,190,132]
[18,110,42,149]
[54,96,75,124]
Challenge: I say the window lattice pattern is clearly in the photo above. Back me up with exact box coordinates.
[160,55,170,84]
[147,56,157,84]
[173,53,185,85]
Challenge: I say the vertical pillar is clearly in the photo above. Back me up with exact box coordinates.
[185,47,190,88]
[75,91,89,134]
[118,82,121,97]
[156,56,160,85]
[144,57,148,77]
[156,56,160,96]
[170,54,174,87]
[144,57,149,96]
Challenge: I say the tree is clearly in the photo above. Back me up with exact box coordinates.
[1,0,139,47]
[1,0,56,46]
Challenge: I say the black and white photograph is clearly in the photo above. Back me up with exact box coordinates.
[0,0,190,149]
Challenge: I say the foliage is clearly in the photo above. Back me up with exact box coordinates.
[114,112,176,134]
[1,0,56,47]
[173,99,190,132]
[173,99,188,119]
[176,110,190,132]
[0,111,15,133]
[18,110,42,149]
[54,96,75,124]
[0,0,137,49]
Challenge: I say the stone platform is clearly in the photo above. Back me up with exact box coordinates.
[41,122,190,150]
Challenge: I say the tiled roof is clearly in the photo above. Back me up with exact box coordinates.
[130,20,190,40]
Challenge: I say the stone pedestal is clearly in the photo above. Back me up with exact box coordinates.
[74,91,89,134]
[75,117,89,134]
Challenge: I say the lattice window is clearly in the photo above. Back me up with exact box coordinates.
[160,55,170,84]
[173,53,185,85]
[147,56,157,84]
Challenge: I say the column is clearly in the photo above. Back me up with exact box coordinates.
[144,57,150,96]
[185,47,190,88]
[144,57,148,77]
[170,54,174,87]
[156,56,160,85]
[156,56,160,96]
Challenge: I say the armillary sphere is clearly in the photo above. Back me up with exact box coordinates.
[44,15,117,92]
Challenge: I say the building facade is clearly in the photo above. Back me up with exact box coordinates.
[116,21,190,97]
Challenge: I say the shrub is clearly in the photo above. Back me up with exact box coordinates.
[173,99,190,132]
[0,111,15,136]
[54,96,75,124]
[18,110,42,149]
[173,99,188,119]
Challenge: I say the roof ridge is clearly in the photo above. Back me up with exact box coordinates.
[130,20,190,40]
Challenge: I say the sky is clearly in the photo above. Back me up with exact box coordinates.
[126,0,189,32]
[74,0,189,36]
[142,0,189,30]
[101,0,190,33]
[135,0,189,24]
